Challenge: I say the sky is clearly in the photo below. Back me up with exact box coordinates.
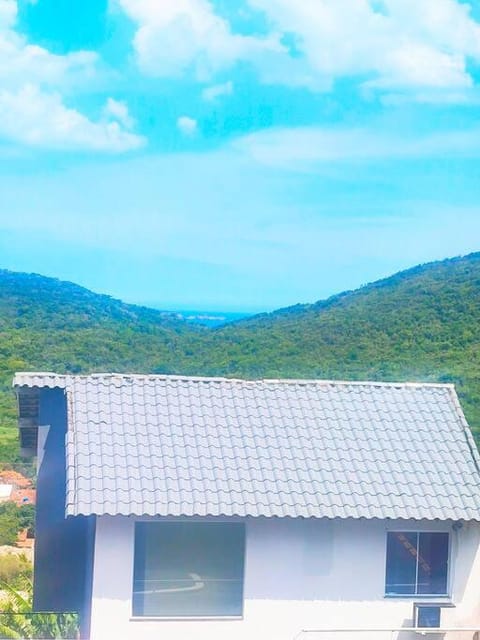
[1,0,480,311]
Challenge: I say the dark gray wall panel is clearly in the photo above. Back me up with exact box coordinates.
[34,388,94,638]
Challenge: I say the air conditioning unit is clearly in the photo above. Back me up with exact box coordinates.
[413,603,454,629]
[414,605,441,628]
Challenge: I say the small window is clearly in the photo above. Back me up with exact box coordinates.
[133,522,245,617]
[385,532,449,596]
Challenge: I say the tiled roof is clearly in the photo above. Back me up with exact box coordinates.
[13,373,480,520]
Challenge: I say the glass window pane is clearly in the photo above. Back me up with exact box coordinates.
[417,533,449,595]
[133,522,245,617]
[385,532,417,595]
[417,606,441,628]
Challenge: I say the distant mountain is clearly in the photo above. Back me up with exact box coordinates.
[1,252,480,466]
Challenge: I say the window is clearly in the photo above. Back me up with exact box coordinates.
[385,532,449,596]
[132,522,245,617]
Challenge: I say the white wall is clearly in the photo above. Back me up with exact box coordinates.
[89,516,480,640]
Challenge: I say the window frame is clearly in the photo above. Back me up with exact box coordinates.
[131,519,247,621]
[384,530,451,599]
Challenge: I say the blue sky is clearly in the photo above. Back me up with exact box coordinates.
[1,0,480,311]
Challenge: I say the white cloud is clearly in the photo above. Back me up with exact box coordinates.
[0,0,97,90]
[201,80,233,101]
[0,0,143,151]
[234,124,480,168]
[248,0,480,95]
[177,115,198,136]
[117,0,480,98]
[0,0,15,29]
[116,0,283,79]
[0,85,145,151]
[103,98,135,129]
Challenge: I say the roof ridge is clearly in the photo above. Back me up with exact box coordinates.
[13,371,455,390]
[14,371,69,377]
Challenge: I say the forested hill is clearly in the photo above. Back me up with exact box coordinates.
[201,252,480,432]
[0,269,197,330]
[0,252,480,464]
[0,270,210,380]
[0,270,205,460]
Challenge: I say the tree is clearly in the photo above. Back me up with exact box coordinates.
[0,580,78,639]
[17,505,35,538]
[0,505,19,547]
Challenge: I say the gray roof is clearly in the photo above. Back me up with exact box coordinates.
[14,372,480,520]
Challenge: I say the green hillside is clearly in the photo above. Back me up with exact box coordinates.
[1,252,480,465]
[0,270,205,464]
[199,253,480,434]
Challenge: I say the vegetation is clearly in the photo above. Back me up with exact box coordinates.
[0,555,32,590]
[206,253,480,436]
[0,504,35,546]
[17,505,34,539]
[0,581,78,639]
[0,252,480,464]
[0,269,206,464]
[0,506,22,548]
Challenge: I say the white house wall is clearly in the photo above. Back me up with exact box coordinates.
[89,515,480,640]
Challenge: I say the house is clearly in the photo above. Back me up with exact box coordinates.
[0,483,13,502]
[0,469,36,506]
[0,470,35,505]
[14,372,480,640]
